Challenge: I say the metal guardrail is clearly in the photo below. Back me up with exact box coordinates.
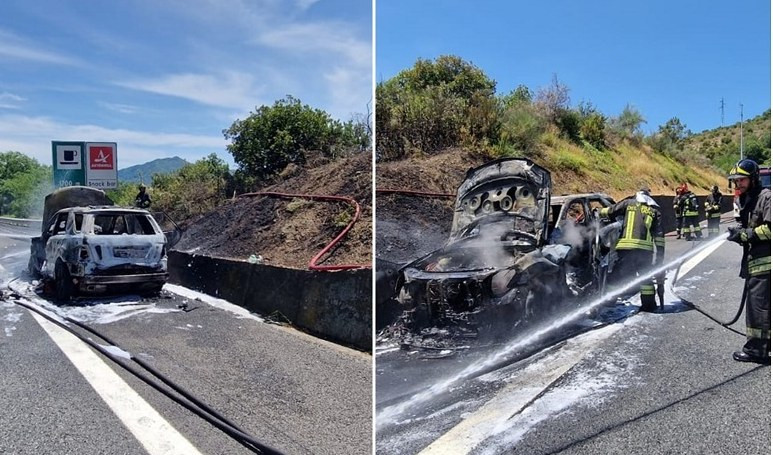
[0,216,42,229]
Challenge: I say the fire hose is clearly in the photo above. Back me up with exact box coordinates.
[4,287,292,455]
[238,191,370,271]
[672,234,747,337]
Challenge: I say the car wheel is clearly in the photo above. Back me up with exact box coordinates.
[54,260,74,302]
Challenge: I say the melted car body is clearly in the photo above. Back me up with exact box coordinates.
[29,187,168,299]
[389,160,620,341]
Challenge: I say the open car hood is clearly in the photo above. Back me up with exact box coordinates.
[450,158,551,246]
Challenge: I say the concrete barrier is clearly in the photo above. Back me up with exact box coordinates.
[651,194,734,234]
[168,251,372,351]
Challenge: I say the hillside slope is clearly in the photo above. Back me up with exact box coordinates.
[175,152,371,269]
[377,139,726,204]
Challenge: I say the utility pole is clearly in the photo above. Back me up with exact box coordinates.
[720,98,725,127]
[741,103,743,159]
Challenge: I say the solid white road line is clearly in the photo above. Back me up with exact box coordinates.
[30,311,203,455]
[417,325,621,454]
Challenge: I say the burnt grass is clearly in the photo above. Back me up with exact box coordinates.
[174,152,372,270]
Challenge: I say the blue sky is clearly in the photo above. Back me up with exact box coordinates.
[0,0,372,168]
[377,0,770,136]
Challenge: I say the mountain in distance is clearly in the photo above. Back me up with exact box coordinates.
[118,156,189,183]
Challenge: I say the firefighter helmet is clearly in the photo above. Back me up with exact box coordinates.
[677,183,688,195]
[728,159,760,185]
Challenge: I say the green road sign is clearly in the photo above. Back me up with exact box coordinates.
[52,141,86,188]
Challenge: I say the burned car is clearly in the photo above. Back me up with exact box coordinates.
[29,187,169,300]
[386,160,622,342]
[548,193,619,295]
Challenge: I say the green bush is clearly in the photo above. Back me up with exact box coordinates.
[580,113,606,149]
[224,95,365,182]
[497,102,545,156]
[0,152,52,218]
[151,154,231,222]
[376,55,498,161]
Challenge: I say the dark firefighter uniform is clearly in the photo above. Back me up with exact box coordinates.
[601,190,665,312]
[681,190,702,240]
[673,190,684,239]
[727,159,770,363]
[135,186,151,209]
[704,186,722,237]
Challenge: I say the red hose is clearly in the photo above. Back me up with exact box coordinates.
[376,188,455,198]
[238,191,370,271]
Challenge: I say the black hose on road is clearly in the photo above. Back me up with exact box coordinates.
[9,296,287,455]
[672,238,747,337]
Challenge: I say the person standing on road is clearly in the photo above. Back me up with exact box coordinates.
[135,183,152,209]
[600,187,665,312]
[727,159,770,364]
[704,185,722,237]
[680,185,702,240]
[673,186,685,239]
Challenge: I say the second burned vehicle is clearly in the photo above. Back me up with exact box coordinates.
[384,158,620,342]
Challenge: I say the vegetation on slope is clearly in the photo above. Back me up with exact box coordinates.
[376,55,770,196]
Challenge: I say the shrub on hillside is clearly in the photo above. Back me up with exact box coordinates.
[151,154,231,222]
[496,102,545,157]
[224,95,367,181]
[376,55,498,161]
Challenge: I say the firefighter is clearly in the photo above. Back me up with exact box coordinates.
[727,159,770,364]
[600,187,665,312]
[135,183,152,209]
[704,185,722,237]
[673,186,685,239]
[680,184,702,240]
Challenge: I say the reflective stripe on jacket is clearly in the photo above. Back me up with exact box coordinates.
[600,197,664,264]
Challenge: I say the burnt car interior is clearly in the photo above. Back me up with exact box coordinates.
[93,213,156,235]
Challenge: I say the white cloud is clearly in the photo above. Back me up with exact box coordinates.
[0,92,26,109]
[256,22,371,68]
[0,114,226,168]
[0,28,79,66]
[323,66,371,120]
[116,72,263,110]
[98,102,140,115]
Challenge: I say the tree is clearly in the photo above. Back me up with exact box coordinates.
[658,117,689,144]
[500,84,533,109]
[0,152,51,217]
[534,74,570,124]
[376,55,499,160]
[0,151,41,181]
[223,95,358,182]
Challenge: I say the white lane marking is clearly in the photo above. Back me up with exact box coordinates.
[418,240,727,454]
[678,239,727,278]
[418,325,622,454]
[29,311,203,455]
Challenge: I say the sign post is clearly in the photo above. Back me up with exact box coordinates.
[85,142,117,189]
[52,141,86,188]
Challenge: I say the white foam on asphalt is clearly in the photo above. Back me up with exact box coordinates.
[417,324,632,454]
[164,283,264,322]
[413,241,727,454]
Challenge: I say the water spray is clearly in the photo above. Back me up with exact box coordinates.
[377,233,731,428]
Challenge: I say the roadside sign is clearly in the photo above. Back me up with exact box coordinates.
[85,142,117,189]
[52,141,85,188]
